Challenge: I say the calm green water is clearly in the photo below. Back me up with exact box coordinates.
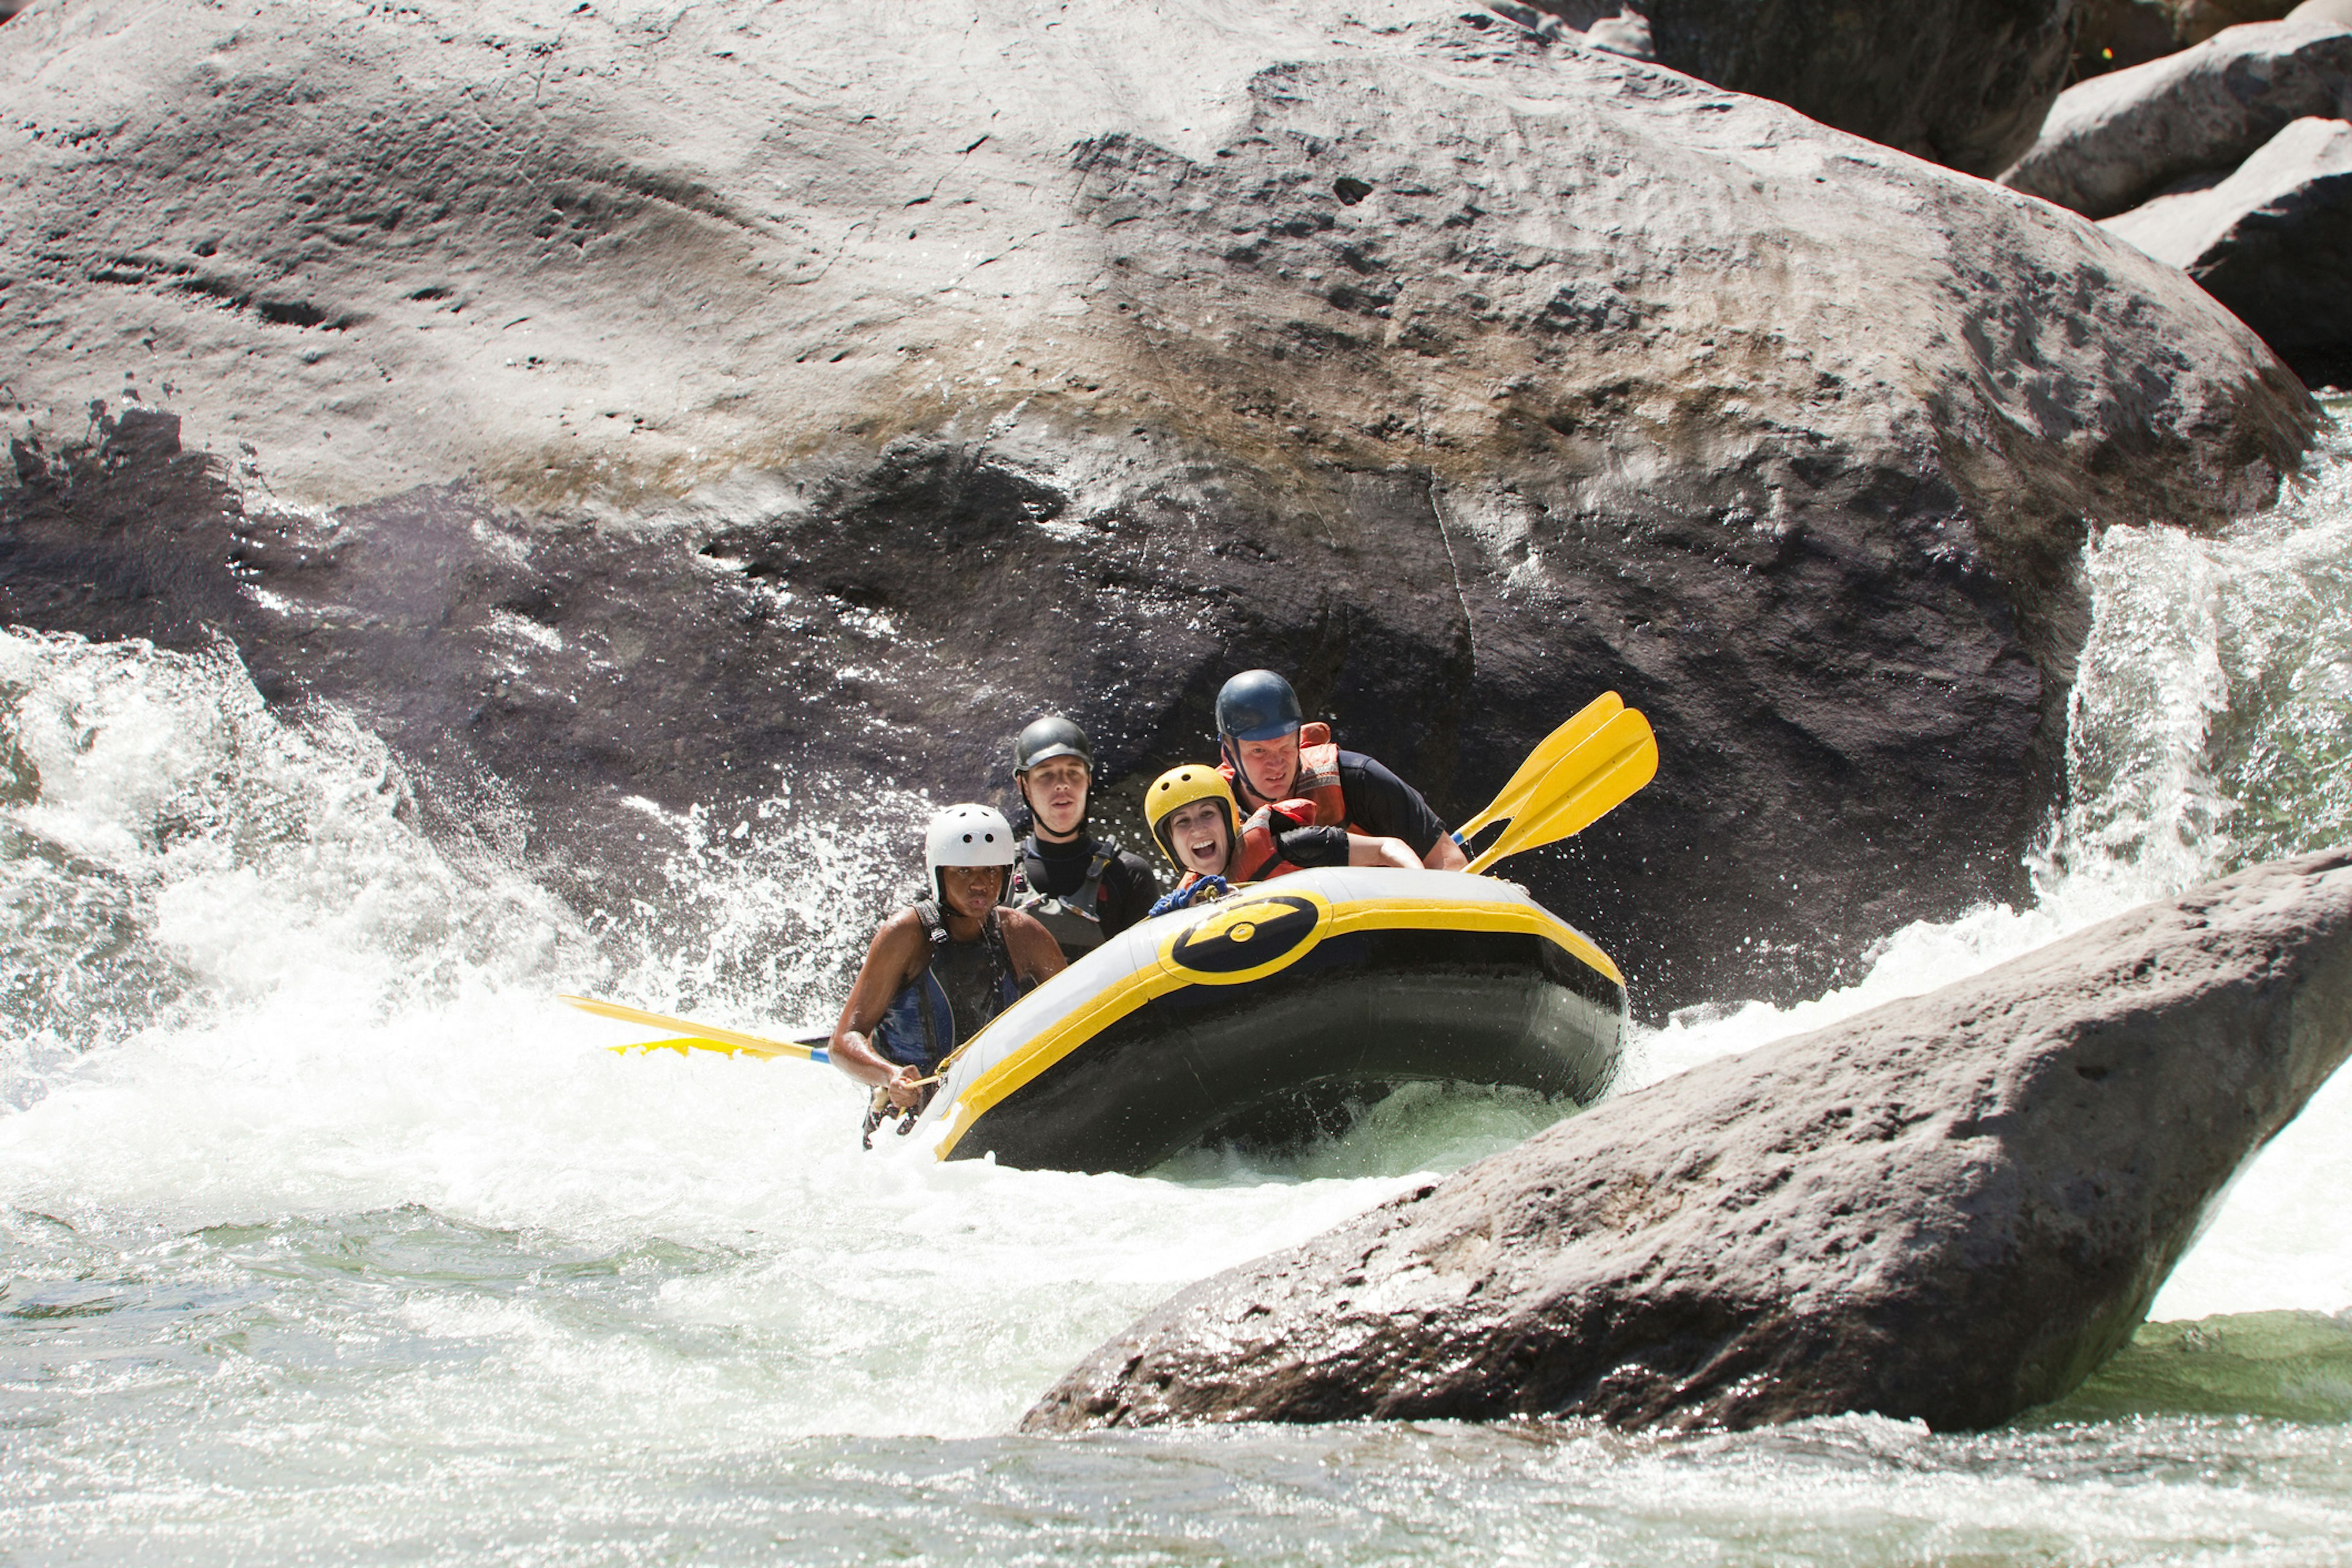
[4,417,2352,1564]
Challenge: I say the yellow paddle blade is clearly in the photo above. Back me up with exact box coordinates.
[1466,709,1657,874]
[608,1036,780,1060]
[1455,692,1626,841]
[559,994,826,1061]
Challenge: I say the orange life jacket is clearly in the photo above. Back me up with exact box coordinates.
[1220,722,1353,829]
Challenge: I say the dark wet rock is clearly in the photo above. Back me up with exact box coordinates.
[2103,116,2352,386]
[2075,0,2186,78]
[1022,851,2352,1434]
[0,1,2321,1011]
[1507,0,2079,173]
[2002,16,2352,217]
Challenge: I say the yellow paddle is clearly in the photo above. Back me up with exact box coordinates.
[1464,707,1658,874]
[614,1036,795,1060]
[559,994,955,1088]
[1453,691,1626,842]
[557,993,830,1061]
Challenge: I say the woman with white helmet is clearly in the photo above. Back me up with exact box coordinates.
[827,802,1066,1144]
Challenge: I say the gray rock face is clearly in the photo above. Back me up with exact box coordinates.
[2001,16,2352,217]
[2105,116,2352,385]
[0,0,2319,1010]
[1022,851,2352,1434]
[2295,0,2352,26]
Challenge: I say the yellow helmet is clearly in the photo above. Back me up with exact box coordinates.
[1144,764,1240,869]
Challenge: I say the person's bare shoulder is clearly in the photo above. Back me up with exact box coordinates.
[997,908,1069,979]
[861,905,933,975]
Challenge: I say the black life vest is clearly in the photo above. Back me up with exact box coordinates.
[1009,835,1115,957]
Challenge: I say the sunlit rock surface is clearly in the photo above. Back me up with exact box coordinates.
[1023,850,2352,1433]
[2001,15,2352,219]
[0,0,2320,1008]
[2103,116,2352,387]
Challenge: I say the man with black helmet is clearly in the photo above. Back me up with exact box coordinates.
[1214,669,1471,872]
[1007,714,1159,960]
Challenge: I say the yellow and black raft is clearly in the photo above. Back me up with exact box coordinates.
[919,866,1624,1173]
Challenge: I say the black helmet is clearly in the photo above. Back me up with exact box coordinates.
[1013,714,1093,775]
[1215,669,1303,742]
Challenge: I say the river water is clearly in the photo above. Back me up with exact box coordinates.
[4,412,2351,1563]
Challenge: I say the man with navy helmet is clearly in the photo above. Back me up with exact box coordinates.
[1213,669,1471,872]
[1006,714,1158,960]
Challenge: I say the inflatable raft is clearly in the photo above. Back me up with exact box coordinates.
[920,867,1625,1173]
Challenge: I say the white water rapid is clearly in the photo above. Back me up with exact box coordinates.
[4,410,2351,1564]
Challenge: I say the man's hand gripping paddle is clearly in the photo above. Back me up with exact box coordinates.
[1459,697,1657,875]
[557,993,834,1064]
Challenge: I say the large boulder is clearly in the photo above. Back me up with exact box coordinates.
[0,0,2318,1011]
[2001,15,2352,217]
[1022,850,2352,1434]
[2104,116,2352,386]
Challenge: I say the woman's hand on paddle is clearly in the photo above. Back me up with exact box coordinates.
[883,1064,927,1112]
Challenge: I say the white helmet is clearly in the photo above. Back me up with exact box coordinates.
[924,802,1016,903]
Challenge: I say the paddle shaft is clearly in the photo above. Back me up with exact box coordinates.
[559,994,828,1060]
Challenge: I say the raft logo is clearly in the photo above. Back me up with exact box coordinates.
[1163,889,1330,984]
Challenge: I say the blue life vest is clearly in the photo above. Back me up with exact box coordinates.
[870,901,1023,1072]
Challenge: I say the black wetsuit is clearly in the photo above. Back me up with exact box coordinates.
[1011,831,1159,958]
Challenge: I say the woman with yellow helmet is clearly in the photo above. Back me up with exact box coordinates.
[1143,763,1417,900]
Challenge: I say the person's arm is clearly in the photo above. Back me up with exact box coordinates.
[829,910,929,1108]
[1345,832,1420,870]
[1422,832,1469,872]
[1268,821,1348,871]
[997,908,1071,989]
[1337,753,1461,868]
[1095,851,1162,938]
